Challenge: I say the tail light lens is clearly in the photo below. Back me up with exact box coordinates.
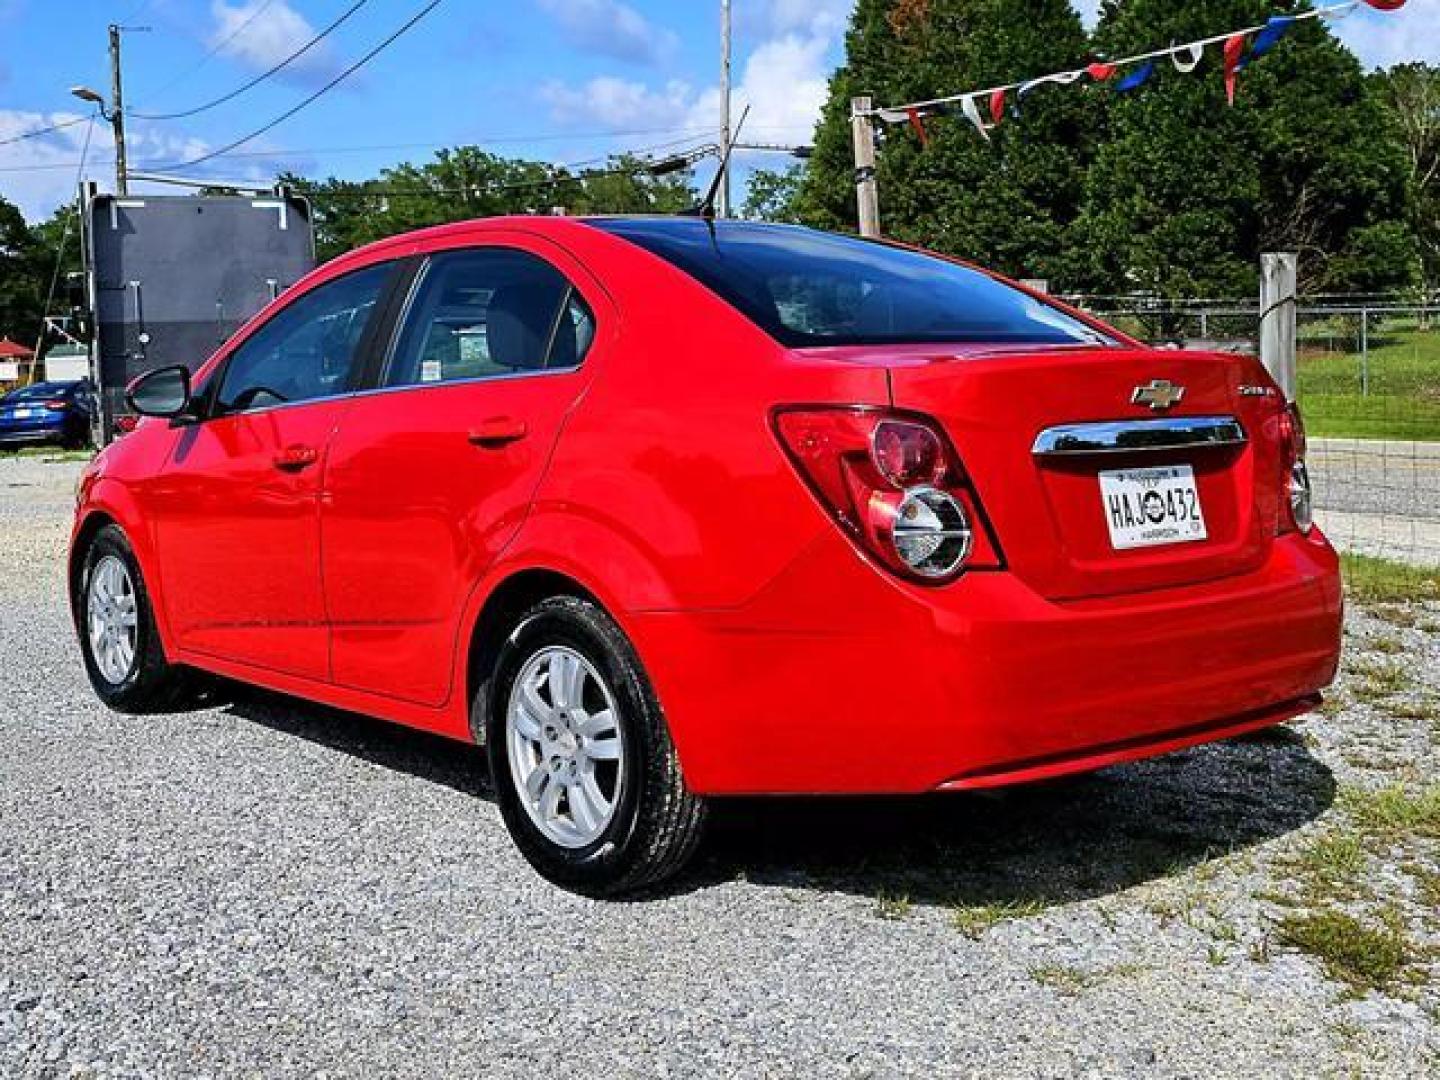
[44,400,68,412]
[1276,402,1313,535]
[773,407,1001,582]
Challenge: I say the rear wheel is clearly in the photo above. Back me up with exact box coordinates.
[486,596,706,896]
[76,524,193,712]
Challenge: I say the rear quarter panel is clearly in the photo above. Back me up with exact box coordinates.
[516,225,892,613]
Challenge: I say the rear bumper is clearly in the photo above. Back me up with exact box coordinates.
[0,418,75,445]
[627,530,1342,795]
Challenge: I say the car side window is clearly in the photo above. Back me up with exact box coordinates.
[384,248,595,388]
[215,262,392,414]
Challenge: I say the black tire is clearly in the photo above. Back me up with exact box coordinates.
[75,524,194,712]
[485,595,707,897]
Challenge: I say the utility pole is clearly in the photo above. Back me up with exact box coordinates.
[1259,252,1297,401]
[718,0,732,218]
[851,96,880,238]
[108,24,129,195]
[74,26,132,194]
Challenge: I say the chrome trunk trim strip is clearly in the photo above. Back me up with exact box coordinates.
[1032,416,1247,456]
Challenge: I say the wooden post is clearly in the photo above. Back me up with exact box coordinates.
[850,96,880,238]
[1259,253,1297,402]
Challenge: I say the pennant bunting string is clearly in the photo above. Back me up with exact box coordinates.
[862,1,1394,134]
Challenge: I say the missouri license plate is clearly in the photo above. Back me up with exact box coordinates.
[1099,465,1207,550]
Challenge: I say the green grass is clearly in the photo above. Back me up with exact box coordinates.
[1346,656,1413,702]
[1296,322,1440,441]
[1276,909,1413,992]
[874,889,913,921]
[1341,553,1440,605]
[1340,784,1440,840]
[951,899,1048,939]
[1028,962,1147,996]
[1293,832,1368,896]
[0,446,94,462]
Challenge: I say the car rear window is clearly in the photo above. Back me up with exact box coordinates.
[589,218,1114,349]
[7,383,72,400]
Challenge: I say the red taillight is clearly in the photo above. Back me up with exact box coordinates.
[871,419,945,487]
[773,406,1001,582]
[44,400,67,412]
[1275,402,1313,535]
[1277,402,1306,466]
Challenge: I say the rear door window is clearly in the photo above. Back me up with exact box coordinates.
[384,248,595,388]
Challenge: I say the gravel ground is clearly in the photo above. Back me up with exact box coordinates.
[2,453,1439,1078]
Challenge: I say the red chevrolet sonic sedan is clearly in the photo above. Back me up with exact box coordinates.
[70,216,1342,894]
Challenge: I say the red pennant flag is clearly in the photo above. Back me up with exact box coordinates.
[1086,61,1117,82]
[1223,33,1246,105]
[1361,0,1406,9]
[904,107,929,148]
[989,88,1006,125]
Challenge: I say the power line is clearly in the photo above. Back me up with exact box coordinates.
[150,0,445,171]
[0,114,91,148]
[31,117,97,366]
[130,0,370,120]
[0,124,812,174]
[131,0,278,107]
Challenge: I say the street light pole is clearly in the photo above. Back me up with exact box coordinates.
[108,24,129,195]
[718,0,731,218]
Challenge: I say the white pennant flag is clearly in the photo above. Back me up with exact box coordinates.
[960,93,992,140]
[1171,41,1204,73]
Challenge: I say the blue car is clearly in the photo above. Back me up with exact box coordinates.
[0,380,95,450]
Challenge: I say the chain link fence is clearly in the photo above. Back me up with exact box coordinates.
[1065,295,1440,586]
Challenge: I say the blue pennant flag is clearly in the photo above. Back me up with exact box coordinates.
[1243,15,1294,68]
[1116,60,1156,93]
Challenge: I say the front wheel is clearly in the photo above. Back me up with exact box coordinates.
[76,524,194,712]
[486,596,706,896]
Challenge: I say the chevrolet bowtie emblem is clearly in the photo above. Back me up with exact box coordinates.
[1131,379,1186,411]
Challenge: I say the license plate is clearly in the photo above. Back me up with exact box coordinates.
[1099,465,1207,550]
[11,408,33,419]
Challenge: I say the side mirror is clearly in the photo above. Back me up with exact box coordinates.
[125,365,193,419]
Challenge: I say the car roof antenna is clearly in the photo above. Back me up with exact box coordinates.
[687,105,750,222]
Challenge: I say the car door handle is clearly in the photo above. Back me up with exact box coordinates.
[467,418,528,448]
[273,444,320,472]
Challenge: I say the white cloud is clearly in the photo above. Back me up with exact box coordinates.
[0,110,281,221]
[535,0,679,66]
[1327,0,1440,68]
[539,76,694,130]
[209,0,340,79]
[540,27,835,147]
[690,31,834,146]
[758,0,852,39]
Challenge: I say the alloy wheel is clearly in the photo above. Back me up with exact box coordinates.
[87,554,138,685]
[505,646,625,849]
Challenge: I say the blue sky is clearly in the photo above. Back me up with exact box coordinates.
[1,0,1436,221]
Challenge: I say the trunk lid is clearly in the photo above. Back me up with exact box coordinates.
[797,343,1289,600]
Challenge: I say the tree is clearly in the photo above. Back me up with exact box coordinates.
[286,148,695,262]
[796,0,1098,283]
[1080,0,1417,297]
[741,165,806,222]
[0,192,47,346]
[1371,63,1440,297]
